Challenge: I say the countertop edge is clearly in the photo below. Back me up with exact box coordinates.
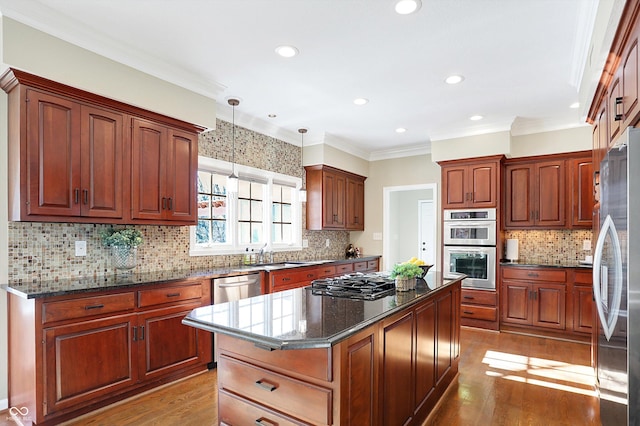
[182,275,464,350]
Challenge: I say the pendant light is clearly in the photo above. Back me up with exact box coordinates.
[298,128,307,202]
[227,98,240,193]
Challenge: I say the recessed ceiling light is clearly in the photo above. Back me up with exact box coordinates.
[445,75,465,85]
[396,128,407,133]
[275,45,299,58]
[570,102,580,109]
[353,98,369,106]
[395,0,422,15]
[470,115,483,121]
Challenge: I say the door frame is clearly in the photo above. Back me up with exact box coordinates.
[383,183,438,271]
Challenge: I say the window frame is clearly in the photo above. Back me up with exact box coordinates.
[190,156,303,256]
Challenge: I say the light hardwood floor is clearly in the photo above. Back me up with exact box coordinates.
[1,328,599,425]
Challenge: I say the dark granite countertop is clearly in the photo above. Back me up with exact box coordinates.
[1,255,382,299]
[182,271,464,350]
[499,260,592,269]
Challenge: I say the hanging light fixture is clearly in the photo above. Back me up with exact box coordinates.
[298,128,307,202]
[227,98,240,193]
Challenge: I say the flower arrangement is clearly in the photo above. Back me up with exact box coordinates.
[100,227,143,248]
[390,262,423,279]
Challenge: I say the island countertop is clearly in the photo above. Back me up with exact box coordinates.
[183,271,464,350]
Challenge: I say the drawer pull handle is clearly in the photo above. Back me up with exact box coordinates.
[282,277,291,282]
[527,273,539,278]
[307,274,314,278]
[166,293,181,298]
[85,304,104,310]
[255,418,277,426]
[463,296,474,300]
[255,379,277,392]
[463,311,474,315]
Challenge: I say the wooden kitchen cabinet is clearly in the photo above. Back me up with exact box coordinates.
[501,267,566,331]
[439,157,502,209]
[570,269,594,335]
[568,155,594,228]
[130,118,198,223]
[305,164,366,231]
[8,279,212,425]
[460,288,498,330]
[0,68,203,226]
[504,159,566,228]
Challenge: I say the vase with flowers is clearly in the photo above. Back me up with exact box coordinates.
[100,227,143,270]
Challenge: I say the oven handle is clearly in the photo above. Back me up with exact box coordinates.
[446,247,493,253]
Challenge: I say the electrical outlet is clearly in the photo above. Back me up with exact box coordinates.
[583,239,592,251]
[325,239,331,248]
[75,241,87,257]
[302,239,309,248]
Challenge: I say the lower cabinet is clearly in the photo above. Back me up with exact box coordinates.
[216,282,460,426]
[460,288,498,330]
[500,266,593,340]
[8,279,212,425]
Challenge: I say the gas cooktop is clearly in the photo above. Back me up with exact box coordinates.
[309,273,396,300]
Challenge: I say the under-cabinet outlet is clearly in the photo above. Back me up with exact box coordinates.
[302,239,309,248]
[75,241,87,257]
[325,239,331,248]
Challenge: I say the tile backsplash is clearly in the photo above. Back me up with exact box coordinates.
[503,229,594,265]
[7,119,350,282]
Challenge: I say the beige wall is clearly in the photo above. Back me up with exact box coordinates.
[510,126,592,157]
[431,131,511,162]
[350,155,441,263]
[1,17,217,129]
[304,143,369,177]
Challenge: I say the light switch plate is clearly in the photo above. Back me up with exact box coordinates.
[373,232,383,241]
[302,239,309,248]
[75,241,87,257]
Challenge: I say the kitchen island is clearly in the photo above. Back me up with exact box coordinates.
[183,271,463,426]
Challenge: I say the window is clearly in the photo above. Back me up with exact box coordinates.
[190,156,302,256]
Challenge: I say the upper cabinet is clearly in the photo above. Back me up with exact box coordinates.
[1,68,203,225]
[130,118,197,223]
[505,159,565,228]
[439,156,502,210]
[504,151,592,230]
[305,165,366,231]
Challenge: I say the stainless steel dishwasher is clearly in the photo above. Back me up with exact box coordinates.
[213,273,261,303]
[211,273,262,365]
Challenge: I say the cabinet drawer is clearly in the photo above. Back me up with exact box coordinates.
[574,269,593,285]
[461,289,497,306]
[317,265,336,278]
[42,292,135,324]
[353,261,368,272]
[272,269,318,287]
[502,267,566,283]
[219,390,304,426]
[138,283,202,308]
[219,356,332,425]
[335,263,354,274]
[460,305,497,321]
[367,260,379,271]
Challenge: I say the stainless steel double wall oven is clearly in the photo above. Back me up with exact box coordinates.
[443,208,496,290]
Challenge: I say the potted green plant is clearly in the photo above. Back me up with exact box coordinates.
[390,262,423,291]
[100,227,143,270]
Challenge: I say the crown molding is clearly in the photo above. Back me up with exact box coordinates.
[369,142,431,162]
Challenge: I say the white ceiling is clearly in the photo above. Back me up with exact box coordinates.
[0,0,600,159]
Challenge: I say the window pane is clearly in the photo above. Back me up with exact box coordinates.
[239,199,250,221]
[282,224,292,242]
[239,222,250,244]
[198,171,211,193]
[251,223,263,243]
[212,220,226,243]
[272,204,281,222]
[251,200,263,221]
[282,187,292,203]
[282,204,291,222]
[251,182,264,200]
[272,185,281,202]
[213,174,227,195]
[196,220,211,244]
[198,195,211,219]
[212,196,226,219]
[238,180,251,198]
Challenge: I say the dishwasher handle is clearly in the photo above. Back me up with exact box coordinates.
[218,280,258,288]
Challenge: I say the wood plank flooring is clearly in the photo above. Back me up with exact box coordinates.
[0,327,599,425]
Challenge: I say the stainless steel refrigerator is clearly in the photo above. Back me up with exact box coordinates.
[593,126,640,425]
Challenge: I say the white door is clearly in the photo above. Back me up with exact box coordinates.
[418,200,435,265]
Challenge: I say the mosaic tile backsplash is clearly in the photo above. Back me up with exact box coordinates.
[503,229,594,264]
[7,119,349,282]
